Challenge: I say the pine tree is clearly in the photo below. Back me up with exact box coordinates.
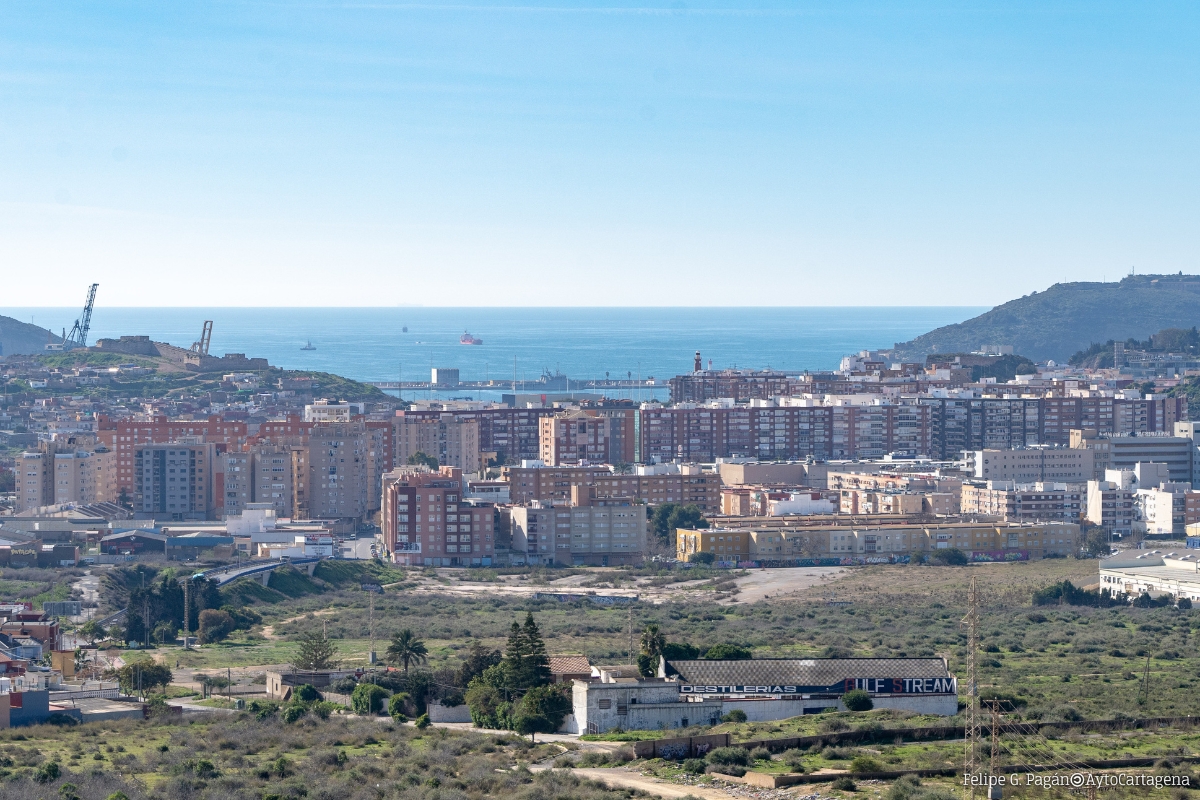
[519,612,551,689]
[294,630,340,671]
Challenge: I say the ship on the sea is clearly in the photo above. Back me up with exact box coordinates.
[301,340,316,351]
[460,331,483,345]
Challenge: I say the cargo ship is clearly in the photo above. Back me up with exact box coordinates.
[460,331,483,345]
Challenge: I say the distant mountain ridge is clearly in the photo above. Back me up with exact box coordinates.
[890,275,1200,363]
[0,314,62,356]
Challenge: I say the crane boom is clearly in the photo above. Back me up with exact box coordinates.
[65,283,99,349]
[191,321,213,356]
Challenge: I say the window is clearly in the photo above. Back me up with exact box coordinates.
[598,699,611,709]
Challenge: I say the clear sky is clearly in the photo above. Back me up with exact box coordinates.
[2,2,1198,307]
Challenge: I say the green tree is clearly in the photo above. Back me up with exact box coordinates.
[929,547,969,566]
[293,630,340,671]
[78,618,105,646]
[651,503,709,543]
[386,629,429,674]
[388,692,411,721]
[502,613,551,690]
[455,640,501,687]
[1082,528,1113,558]
[197,609,235,644]
[152,620,179,646]
[351,683,390,715]
[511,684,571,742]
[114,658,172,698]
[639,623,665,660]
[407,451,439,469]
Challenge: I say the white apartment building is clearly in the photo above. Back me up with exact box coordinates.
[303,400,364,423]
[969,448,1094,483]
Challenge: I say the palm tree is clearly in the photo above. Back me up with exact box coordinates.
[640,623,665,660]
[386,629,428,674]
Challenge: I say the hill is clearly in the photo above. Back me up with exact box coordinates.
[891,274,1200,363]
[0,314,62,356]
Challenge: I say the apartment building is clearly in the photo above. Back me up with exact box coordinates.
[540,410,609,465]
[1085,472,1137,536]
[303,400,363,423]
[960,482,1083,523]
[133,442,215,521]
[678,521,1080,563]
[96,415,247,495]
[1134,482,1191,536]
[503,462,721,513]
[968,448,1094,483]
[307,422,368,521]
[215,451,252,518]
[394,407,557,464]
[380,466,495,566]
[510,488,647,566]
[1071,429,1196,484]
[392,415,481,473]
[668,368,792,403]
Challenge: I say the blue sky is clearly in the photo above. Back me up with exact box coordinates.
[2,2,1197,306]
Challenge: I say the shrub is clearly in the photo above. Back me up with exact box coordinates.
[682,758,706,774]
[350,683,390,715]
[293,684,322,704]
[781,748,806,770]
[842,689,873,712]
[388,693,410,721]
[34,761,60,783]
[281,705,306,724]
[819,716,850,733]
[850,755,883,773]
[703,643,752,660]
[707,764,746,777]
[721,709,748,723]
[415,713,431,728]
[831,776,857,791]
[705,746,750,767]
[197,609,236,644]
[929,548,968,566]
[822,746,851,760]
[1178,597,1193,610]
[750,746,772,761]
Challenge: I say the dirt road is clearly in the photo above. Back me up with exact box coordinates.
[731,567,846,604]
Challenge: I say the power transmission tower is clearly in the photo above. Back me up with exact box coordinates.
[962,576,981,799]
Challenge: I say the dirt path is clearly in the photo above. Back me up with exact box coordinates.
[565,767,733,799]
[261,608,337,639]
[731,566,847,604]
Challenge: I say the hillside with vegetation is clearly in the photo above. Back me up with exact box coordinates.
[0,314,62,356]
[892,274,1200,362]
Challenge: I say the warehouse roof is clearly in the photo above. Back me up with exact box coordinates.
[662,657,949,686]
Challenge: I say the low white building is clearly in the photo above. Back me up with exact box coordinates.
[1099,550,1200,603]
[570,657,959,734]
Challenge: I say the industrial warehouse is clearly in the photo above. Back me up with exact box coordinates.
[569,657,958,734]
[1099,549,1200,603]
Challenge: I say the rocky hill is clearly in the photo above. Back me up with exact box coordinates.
[891,274,1200,363]
[0,314,61,356]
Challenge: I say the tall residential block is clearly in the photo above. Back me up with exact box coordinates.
[381,466,495,566]
[392,415,481,473]
[540,410,609,465]
[133,442,215,521]
[307,422,369,521]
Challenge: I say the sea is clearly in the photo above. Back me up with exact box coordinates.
[3,307,983,403]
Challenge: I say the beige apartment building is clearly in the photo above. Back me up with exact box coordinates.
[539,410,610,465]
[307,422,368,521]
[510,488,647,566]
[504,462,721,513]
[678,521,1079,563]
[960,481,1083,523]
[393,415,481,473]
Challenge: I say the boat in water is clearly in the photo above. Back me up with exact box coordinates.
[301,340,316,351]
[460,331,483,345]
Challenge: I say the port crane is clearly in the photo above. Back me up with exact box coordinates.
[191,320,213,356]
[58,283,99,350]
